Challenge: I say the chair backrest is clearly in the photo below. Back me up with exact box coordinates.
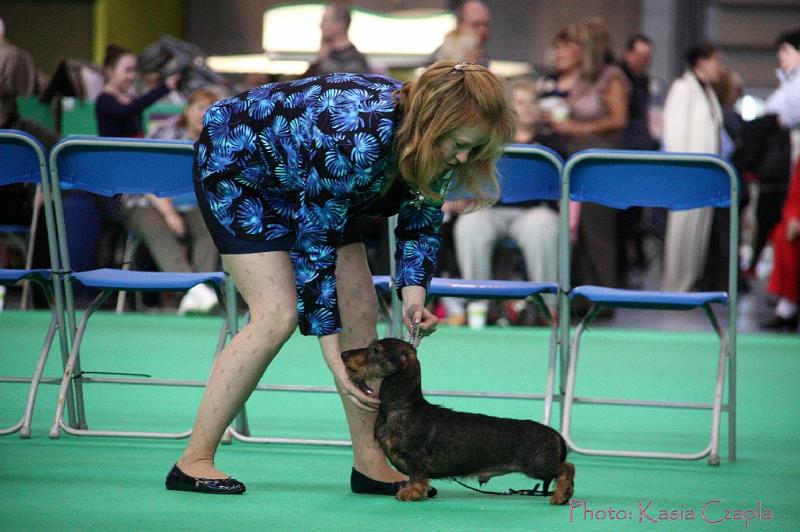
[47,136,198,332]
[495,144,563,203]
[49,136,195,198]
[0,129,48,187]
[563,149,736,210]
[559,148,740,314]
[445,143,563,203]
[0,129,64,279]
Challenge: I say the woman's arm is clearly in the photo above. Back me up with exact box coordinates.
[554,76,629,137]
[400,285,437,335]
[393,197,443,337]
[96,74,180,119]
[146,194,186,237]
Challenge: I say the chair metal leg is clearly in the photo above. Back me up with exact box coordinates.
[50,289,112,438]
[115,232,140,314]
[562,302,731,463]
[0,314,57,437]
[51,285,230,439]
[20,186,42,310]
[531,294,558,426]
[1,277,71,437]
[728,343,737,462]
[18,315,58,438]
[702,303,728,466]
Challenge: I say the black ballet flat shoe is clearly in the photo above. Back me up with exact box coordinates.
[165,464,246,494]
[350,468,437,498]
[760,314,799,331]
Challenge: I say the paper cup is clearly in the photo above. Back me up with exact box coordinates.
[467,301,488,330]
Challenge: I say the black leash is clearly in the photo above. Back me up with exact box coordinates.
[451,477,554,497]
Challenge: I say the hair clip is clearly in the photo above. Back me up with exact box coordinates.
[453,62,476,71]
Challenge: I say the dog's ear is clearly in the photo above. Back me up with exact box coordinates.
[398,344,418,368]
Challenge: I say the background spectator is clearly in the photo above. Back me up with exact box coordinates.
[431,0,491,66]
[620,33,658,151]
[122,88,223,314]
[0,16,43,96]
[432,28,481,64]
[86,45,180,296]
[95,44,180,138]
[762,162,800,330]
[618,33,659,286]
[540,17,630,298]
[739,29,800,278]
[660,43,725,293]
[760,28,800,330]
[304,2,371,76]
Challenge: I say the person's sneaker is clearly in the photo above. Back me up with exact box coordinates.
[178,284,219,315]
[759,314,799,331]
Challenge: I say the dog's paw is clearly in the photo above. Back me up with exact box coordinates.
[396,482,428,502]
[549,462,575,505]
[549,487,573,505]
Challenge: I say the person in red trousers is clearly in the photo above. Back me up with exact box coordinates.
[763,161,800,330]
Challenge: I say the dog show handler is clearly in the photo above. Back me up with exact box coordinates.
[165,61,514,495]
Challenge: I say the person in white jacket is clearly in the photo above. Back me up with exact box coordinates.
[661,43,725,292]
[766,29,800,132]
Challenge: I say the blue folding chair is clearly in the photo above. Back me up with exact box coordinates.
[559,149,738,464]
[45,136,232,439]
[416,144,563,425]
[0,129,73,437]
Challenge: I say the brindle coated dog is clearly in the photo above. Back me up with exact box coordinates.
[342,338,575,503]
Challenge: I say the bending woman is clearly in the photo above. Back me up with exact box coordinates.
[166,61,514,495]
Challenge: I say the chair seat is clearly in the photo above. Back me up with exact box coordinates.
[428,277,558,299]
[72,268,224,292]
[0,268,50,284]
[570,285,728,310]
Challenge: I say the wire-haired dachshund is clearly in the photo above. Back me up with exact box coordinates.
[341,338,575,503]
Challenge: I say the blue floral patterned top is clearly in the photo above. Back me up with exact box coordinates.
[194,73,444,336]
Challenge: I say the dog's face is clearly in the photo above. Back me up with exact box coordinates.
[341,338,417,397]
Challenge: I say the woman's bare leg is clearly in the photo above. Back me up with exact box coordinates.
[177,251,297,479]
[335,243,406,483]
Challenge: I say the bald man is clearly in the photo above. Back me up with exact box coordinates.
[431,0,492,66]
[0,17,41,96]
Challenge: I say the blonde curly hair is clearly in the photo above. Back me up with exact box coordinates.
[392,61,514,205]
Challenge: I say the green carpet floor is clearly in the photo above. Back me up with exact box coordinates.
[1,310,798,530]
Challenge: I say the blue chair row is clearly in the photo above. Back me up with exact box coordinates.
[0,131,392,442]
[396,145,738,465]
[0,133,232,439]
[1,132,737,465]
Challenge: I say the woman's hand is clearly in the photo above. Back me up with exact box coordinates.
[401,286,438,341]
[552,119,588,136]
[787,217,800,242]
[149,196,187,237]
[442,199,473,216]
[319,335,379,412]
[164,211,187,237]
[165,73,182,91]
